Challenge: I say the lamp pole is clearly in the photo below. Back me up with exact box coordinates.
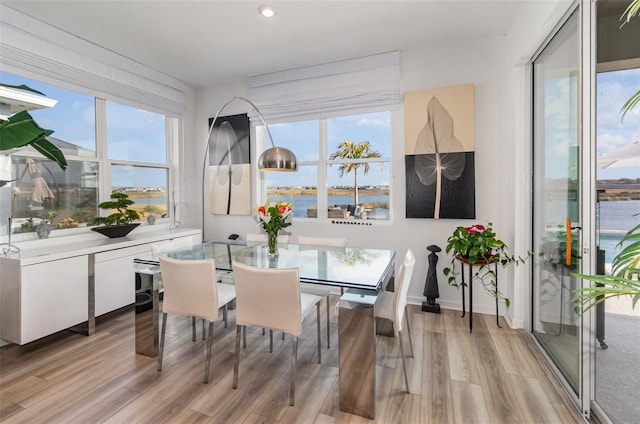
[200,97,296,240]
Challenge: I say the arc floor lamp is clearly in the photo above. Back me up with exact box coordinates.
[201,96,297,238]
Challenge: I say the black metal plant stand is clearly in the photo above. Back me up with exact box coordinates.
[458,255,500,333]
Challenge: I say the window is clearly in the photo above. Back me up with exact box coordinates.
[107,101,167,163]
[107,101,170,221]
[110,164,169,220]
[0,71,173,237]
[259,111,391,221]
[7,157,99,232]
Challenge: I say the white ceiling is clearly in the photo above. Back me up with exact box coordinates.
[5,0,524,88]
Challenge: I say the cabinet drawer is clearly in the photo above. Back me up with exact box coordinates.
[21,256,88,344]
[94,244,150,316]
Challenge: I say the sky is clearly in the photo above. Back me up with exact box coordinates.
[596,68,640,180]
[1,71,167,187]
[264,112,392,188]
[542,68,639,181]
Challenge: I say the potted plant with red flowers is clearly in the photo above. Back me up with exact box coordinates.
[255,199,293,255]
[443,222,529,306]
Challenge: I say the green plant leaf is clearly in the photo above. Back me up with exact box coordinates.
[571,217,640,313]
[443,221,531,306]
[0,111,51,149]
[620,90,640,122]
[620,0,640,26]
[571,273,640,314]
[94,192,139,225]
[0,111,67,170]
[31,137,67,170]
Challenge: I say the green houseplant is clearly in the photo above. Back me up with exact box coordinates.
[572,220,640,313]
[443,222,529,306]
[92,192,141,238]
[0,84,67,171]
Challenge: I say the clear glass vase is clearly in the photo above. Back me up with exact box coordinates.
[267,230,278,256]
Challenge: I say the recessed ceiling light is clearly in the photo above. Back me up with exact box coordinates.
[258,5,276,18]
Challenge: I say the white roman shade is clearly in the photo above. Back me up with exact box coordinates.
[0,5,185,116]
[248,51,400,124]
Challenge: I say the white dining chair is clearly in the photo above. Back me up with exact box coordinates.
[374,249,415,393]
[246,232,290,243]
[151,237,210,341]
[297,235,347,348]
[245,232,291,337]
[157,256,237,384]
[231,260,322,406]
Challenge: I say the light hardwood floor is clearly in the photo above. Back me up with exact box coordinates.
[0,302,584,423]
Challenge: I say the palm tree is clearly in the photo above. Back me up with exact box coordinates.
[329,140,381,206]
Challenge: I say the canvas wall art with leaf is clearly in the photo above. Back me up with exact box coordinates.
[404,84,475,219]
[208,113,251,215]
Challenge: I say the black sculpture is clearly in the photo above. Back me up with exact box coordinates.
[422,244,441,313]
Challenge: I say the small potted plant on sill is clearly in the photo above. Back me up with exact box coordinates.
[443,222,530,307]
[36,209,56,239]
[19,217,35,233]
[92,192,141,238]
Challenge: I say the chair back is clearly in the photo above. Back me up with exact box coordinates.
[297,235,347,247]
[232,261,302,336]
[159,257,220,322]
[395,249,416,331]
[246,232,290,243]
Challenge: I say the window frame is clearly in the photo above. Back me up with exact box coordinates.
[0,73,177,236]
[256,113,392,222]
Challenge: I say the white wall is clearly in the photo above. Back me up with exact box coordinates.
[184,0,574,329]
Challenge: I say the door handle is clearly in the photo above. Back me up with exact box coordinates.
[566,217,582,266]
[566,218,572,266]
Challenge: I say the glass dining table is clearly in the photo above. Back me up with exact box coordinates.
[133,239,396,419]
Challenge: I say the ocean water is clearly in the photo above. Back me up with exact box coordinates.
[127,197,167,205]
[598,200,639,264]
[267,194,389,219]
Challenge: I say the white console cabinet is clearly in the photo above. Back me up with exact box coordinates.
[0,226,200,345]
[94,244,154,316]
[1,255,88,344]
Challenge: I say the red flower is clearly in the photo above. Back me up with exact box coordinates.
[475,224,485,231]
[258,205,266,214]
[278,204,287,213]
[469,229,476,235]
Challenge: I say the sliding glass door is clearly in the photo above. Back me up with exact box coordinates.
[531,8,582,395]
